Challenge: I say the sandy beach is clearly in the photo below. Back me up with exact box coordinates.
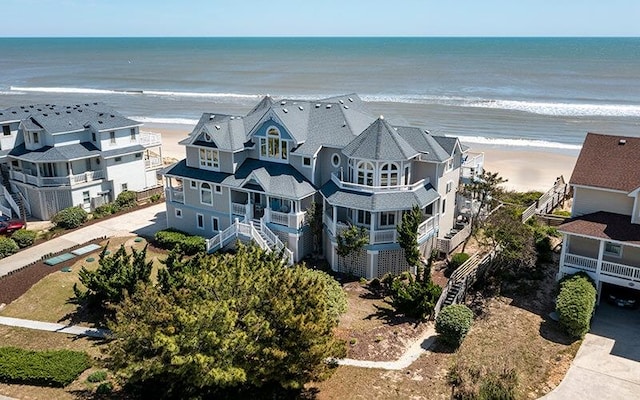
[150,126,578,194]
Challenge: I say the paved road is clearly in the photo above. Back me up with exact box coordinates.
[0,203,167,278]
[541,303,640,399]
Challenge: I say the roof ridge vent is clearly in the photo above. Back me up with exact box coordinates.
[348,97,354,102]
[344,105,349,109]
[298,106,304,111]
[339,99,344,104]
[215,125,221,130]
[283,108,288,113]
[619,139,627,145]
[281,101,286,105]
[326,104,332,109]
[315,103,321,108]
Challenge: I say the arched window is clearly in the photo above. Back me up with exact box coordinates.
[267,127,280,158]
[357,161,374,186]
[200,182,213,205]
[380,163,399,186]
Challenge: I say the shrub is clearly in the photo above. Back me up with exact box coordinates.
[11,229,37,248]
[448,252,470,271]
[96,381,114,394]
[87,370,108,383]
[93,203,119,219]
[115,190,137,209]
[556,272,596,338]
[52,206,88,229]
[478,371,518,400]
[390,275,442,319]
[154,229,205,255]
[435,304,474,347]
[0,347,90,387]
[0,237,19,258]
[150,193,162,202]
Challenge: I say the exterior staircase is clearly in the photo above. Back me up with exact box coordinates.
[206,218,294,265]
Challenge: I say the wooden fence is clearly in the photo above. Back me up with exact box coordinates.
[135,186,164,202]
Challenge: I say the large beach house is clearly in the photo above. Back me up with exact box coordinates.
[163,94,480,278]
[558,133,640,300]
[0,103,163,220]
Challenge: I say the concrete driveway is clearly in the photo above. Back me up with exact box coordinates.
[542,302,640,399]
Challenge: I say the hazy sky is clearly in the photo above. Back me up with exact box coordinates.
[2,0,639,37]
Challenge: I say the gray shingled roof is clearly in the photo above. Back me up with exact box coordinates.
[432,136,460,156]
[9,143,100,162]
[342,118,419,161]
[395,127,452,162]
[0,103,139,134]
[181,114,248,152]
[101,144,145,159]
[164,158,316,200]
[320,180,439,212]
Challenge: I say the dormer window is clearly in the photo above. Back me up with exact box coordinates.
[260,127,288,161]
[2,125,10,136]
[33,132,39,144]
[204,132,212,142]
[445,158,454,172]
[199,148,219,170]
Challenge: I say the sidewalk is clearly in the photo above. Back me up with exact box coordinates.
[0,316,109,338]
[0,203,167,278]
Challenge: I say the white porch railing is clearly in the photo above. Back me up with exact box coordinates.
[437,223,471,254]
[330,173,429,193]
[139,131,162,147]
[2,186,16,218]
[562,253,640,282]
[232,202,249,217]
[418,215,437,238]
[10,169,105,187]
[269,210,289,226]
[563,253,597,272]
[144,156,163,169]
[165,188,184,204]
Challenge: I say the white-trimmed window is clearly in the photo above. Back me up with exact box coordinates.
[190,180,197,189]
[110,131,116,144]
[212,217,219,232]
[199,148,219,170]
[214,184,222,194]
[82,191,90,206]
[196,213,204,230]
[33,132,39,144]
[441,199,446,214]
[2,125,10,136]
[303,157,311,167]
[356,210,371,226]
[380,163,399,187]
[260,127,288,161]
[356,161,374,186]
[130,128,136,141]
[200,182,213,205]
[175,208,183,218]
[380,212,396,227]
[332,153,341,168]
[121,183,128,192]
[446,180,453,193]
[445,158,454,172]
[604,242,622,257]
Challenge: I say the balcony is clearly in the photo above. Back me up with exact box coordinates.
[330,172,429,194]
[324,214,438,245]
[166,187,184,204]
[10,169,105,187]
[144,156,163,170]
[264,208,307,229]
[139,131,162,147]
[562,253,640,283]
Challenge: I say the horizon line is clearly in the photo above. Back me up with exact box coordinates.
[1,35,639,39]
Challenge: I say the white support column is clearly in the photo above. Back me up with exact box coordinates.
[369,212,375,244]
[596,240,605,287]
[557,235,569,280]
[368,250,376,279]
[332,205,337,234]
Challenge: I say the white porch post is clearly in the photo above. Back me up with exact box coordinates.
[557,235,569,280]
[332,205,337,234]
[369,212,375,244]
[595,240,605,305]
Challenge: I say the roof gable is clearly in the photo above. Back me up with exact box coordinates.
[570,133,640,192]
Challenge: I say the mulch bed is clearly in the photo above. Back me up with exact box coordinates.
[0,238,105,306]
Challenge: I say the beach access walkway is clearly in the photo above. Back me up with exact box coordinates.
[0,203,167,278]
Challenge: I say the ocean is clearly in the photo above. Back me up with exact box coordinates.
[1,37,639,154]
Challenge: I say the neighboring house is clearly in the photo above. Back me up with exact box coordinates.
[0,103,163,220]
[558,132,640,300]
[163,94,478,278]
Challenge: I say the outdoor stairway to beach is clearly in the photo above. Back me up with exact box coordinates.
[443,282,463,307]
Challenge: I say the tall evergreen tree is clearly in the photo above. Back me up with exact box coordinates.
[397,205,422,280]
[108,243,346,399]
[460,170,506,252]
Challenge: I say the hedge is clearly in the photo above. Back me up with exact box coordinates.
[448,252,470,271]
[556,272,596,338]
[154,229,206,255]
[52,206,88,229]
[11,229,37,248]
[115,190,137,209]
[0,237,19,258]
[0,347,90,387]
[436,304,474,347]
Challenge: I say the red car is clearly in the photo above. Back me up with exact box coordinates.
[0,220,25,235]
